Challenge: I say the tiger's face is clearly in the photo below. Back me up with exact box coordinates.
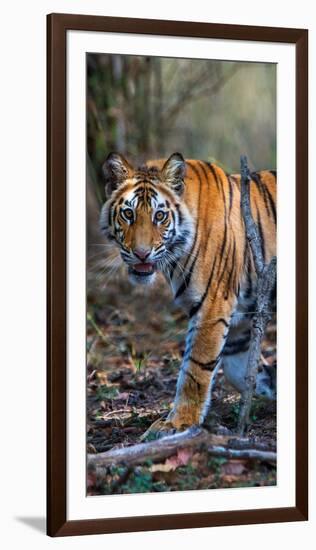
[100,153,193,285]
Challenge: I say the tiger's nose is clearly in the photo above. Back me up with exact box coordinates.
[133,247,151,261]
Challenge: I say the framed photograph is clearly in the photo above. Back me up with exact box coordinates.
[47,13,308,537]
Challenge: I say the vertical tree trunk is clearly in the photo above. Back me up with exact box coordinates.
[237,155,277,435]
[112,55,126,153]
[154,57,164,155]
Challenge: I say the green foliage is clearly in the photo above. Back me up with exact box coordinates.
[176,464,200,491]
[228,402,241,424]
[122,470,154,494]
[95,385,119,400]
[98,466,169,494]
[207,456,227,472]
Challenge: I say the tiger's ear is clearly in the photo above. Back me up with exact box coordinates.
[161,153,186,196]
[102,153,134,197]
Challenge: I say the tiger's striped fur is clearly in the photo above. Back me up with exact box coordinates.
[100,153,276,434]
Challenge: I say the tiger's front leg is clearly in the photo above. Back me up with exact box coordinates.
[144,296,235,437]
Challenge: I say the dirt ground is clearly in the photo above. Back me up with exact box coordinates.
[86,251,276,496]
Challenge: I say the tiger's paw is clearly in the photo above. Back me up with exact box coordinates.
[140,418,177,441]
[140,412,197,441]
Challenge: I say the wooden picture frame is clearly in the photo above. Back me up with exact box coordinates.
[47,13,308,537]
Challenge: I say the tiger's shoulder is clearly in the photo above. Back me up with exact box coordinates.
[146,157,276,214]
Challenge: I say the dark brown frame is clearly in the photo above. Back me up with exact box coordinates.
[47,13,308,537]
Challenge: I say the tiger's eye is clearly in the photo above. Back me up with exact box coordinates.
[154,210,165,222]
[123,208,134,220]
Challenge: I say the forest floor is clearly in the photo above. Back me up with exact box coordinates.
[86,254,276,496]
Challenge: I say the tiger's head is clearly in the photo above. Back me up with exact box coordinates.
[100,152,193,285]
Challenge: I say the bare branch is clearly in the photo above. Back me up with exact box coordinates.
[205,446,276,463]
[238,155,277,435]
[163,65,242,125]
[87,427,276,468]
[240,155,265,274]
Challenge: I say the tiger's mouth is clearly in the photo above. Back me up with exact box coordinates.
[129,262,156,277]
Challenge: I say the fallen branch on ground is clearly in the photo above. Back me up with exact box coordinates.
[204,446,276,462]
[238,155,277,435]
[87,427,276,468]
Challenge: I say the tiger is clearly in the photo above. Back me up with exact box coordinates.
[100,152,276,436]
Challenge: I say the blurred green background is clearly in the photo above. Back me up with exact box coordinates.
[87,53,276,217]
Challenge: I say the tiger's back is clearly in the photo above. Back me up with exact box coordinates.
[173,160,276,402]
